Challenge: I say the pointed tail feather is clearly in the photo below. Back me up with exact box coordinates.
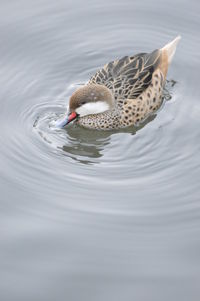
[162,35,181,64]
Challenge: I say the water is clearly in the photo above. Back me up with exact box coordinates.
[1,0,200,300]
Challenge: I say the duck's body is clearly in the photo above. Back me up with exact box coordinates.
[57,36,181,130]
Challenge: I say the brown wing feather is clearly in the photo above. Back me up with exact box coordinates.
[89,49,161,101]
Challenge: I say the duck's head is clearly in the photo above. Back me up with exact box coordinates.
[56,84,114,128]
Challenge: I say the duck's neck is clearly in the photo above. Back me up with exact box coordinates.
[76,108,121,130]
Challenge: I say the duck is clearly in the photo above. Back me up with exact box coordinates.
[56,36,181,130]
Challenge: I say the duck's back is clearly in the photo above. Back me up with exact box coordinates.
[89,49,161,103]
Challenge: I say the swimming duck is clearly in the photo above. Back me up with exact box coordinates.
[57,36,181,130]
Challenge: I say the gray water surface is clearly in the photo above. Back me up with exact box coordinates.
[1,0,200,300]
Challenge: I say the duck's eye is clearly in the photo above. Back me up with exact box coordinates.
[81,101,86,105]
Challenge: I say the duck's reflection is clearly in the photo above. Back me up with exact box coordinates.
[62,125,111,162]
[60,115,156,164]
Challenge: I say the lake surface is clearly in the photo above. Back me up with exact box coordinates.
[1,0,200,300]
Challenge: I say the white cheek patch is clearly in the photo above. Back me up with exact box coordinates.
[76,101,109,117]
